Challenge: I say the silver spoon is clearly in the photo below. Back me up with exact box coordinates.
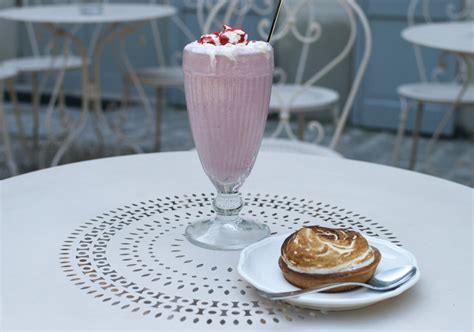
[258,265,417,300]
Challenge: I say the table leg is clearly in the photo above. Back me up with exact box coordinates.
[425,54,473,165]
[155,87,163,152]
[45,22,147,165]
[393,97,411,167]
[409,102,424,170]
[43,49,69,168]
[31,72,40,153]
[58,81,68,131]
[42,23,91,167]
[0,80,18,176]
[89,23,125,152]
[93,22,149,152]
[116,25,154,146]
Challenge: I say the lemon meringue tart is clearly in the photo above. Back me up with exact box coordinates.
[279,226,381,292]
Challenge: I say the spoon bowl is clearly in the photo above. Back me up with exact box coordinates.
[369,265,417,288]
[258,265,417,300]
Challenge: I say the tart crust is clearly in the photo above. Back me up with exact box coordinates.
[279,246,381,293]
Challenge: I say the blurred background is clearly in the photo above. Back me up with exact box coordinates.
[0,0,472,186]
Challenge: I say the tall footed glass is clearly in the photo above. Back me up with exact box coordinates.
[183,39,274,250]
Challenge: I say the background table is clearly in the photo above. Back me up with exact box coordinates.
[2,152,472,331]
[0,4,177,166]
[0,4,176,25]
[401,21,474,167]
[402,22,474,56]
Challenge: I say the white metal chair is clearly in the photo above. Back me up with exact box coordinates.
[0,65,19,176]
[260,0,372,157]
[4,0,83,154]
[393,0,474,169]
[121,0,273,151]
[258,0,371,145]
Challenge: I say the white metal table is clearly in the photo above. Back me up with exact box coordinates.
[402,22,474,55]
[0,4,177,166]
[2,152,472,331]
[401,21,474,167]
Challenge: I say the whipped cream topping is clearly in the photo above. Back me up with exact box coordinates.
[184,25,272,65]
[198,25,248,46]
[281,227,375,275]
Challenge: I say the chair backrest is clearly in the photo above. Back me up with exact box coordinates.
[257,0,372,150]
[407,0,468,83]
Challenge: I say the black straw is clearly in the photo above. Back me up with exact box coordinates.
[267,0,284,43]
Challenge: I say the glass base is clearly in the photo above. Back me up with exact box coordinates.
[185,217,270,250]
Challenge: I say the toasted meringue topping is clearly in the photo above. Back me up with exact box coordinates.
[281,226,375,274]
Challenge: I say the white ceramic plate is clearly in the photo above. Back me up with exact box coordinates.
[238,234,420,311]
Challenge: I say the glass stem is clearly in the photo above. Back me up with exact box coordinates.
[213,192,243,222]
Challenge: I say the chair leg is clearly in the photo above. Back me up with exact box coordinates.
[298,113,305,140]
[155,87,163,152]
[409,102,424,170]
[393,98,411,167]
[0,81,18,176]
[58,83,69,130]
[7,80,28,151]
[91,89,105,153]
[31,73,40,152]
[425,105,457,166]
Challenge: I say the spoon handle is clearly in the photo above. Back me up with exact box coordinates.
[258,282,379,300]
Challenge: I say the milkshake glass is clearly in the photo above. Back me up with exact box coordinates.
[183,26,274,250]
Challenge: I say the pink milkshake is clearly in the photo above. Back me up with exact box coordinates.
[183,25,274,250]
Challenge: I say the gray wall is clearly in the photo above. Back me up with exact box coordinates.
[0,0,17,61]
